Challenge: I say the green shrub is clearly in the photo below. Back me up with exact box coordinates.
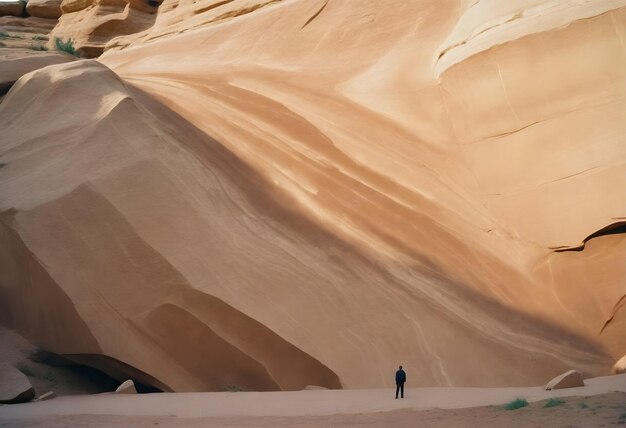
[0,32,8,39]
[54,37,77,56]
[544,398,565,408]
[504,398,529,410]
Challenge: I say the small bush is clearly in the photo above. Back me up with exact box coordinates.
[0,32,8,39]
[54,37,77,56]
[30,44,48,51]
[544,398,565,408]
[224,385,242,392]
[32,35,47,41]
[504,398,529,410]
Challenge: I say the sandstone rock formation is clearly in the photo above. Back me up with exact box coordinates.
[0,1,25,18]
[545,370,584,390]
[49,0,162,57]
[115,380,137,394]
[0,48,75,94]
[0,0,625,392]
[614,355,626,374]
[0,363,35,404]
[35,391,56,401]
[26,0,63,19]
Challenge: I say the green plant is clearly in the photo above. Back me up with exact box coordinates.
[224,385,243,392]
[504,398,529,410]
[54,37,77,56]
[544,398,565,408]
[0,32,8,39]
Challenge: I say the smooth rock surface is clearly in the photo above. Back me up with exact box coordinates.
[36,391,56,401]
[0,0,625,392]
[613,355,626,374]
[0,48,76,94]
[115,380,137,394]
[0,1,24,17]
[0,363,35,404]
[545,370,585,390]
[26,0,62,19]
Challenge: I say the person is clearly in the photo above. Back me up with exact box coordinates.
[395,365,406,399]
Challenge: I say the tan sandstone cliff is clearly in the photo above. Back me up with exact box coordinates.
[0,0,624,391]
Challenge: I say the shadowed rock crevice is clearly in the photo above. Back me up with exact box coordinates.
[553,221,626,252]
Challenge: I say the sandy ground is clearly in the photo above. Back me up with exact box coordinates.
[1,374,625,427]
[1,392,625,427]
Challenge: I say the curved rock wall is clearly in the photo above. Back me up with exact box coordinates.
[0,0,624,390]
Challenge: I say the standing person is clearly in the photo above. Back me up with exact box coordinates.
[395,365,406,399]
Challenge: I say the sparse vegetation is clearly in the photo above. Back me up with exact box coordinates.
[504,398,529,410]
[224,385,243,392]
[54,37,77,56]
[544,398,565,408]
[578,402,589,409]
[30,44,48,51]
[0,32,9,39]
[32,35,47,41]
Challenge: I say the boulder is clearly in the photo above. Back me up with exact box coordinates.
[0,363,35,404]
[0,1,25,17]
[613,355,626,374]
[36,390,56,401]
[544,370,584,390]
[26,0,62,19]
[60,0,93,14]
[115,379,137,394]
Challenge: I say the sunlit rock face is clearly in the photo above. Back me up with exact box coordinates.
[0,0,624,391]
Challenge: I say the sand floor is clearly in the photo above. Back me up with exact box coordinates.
[1,374,625,427]
[1,392,626,427]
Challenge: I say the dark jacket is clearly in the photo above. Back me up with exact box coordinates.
[395,369,406,384]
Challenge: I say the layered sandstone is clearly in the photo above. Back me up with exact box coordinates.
[26,0,63,19]
[0,0,624,391]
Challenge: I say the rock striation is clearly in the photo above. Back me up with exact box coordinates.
[0,1,25,18]
[0,0,625,391]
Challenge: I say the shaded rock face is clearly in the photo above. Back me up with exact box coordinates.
[0,0,625,392]
[0,1,25,18]
[26,0,63,19]
[0,363,34,404]
[545,370,584,390]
